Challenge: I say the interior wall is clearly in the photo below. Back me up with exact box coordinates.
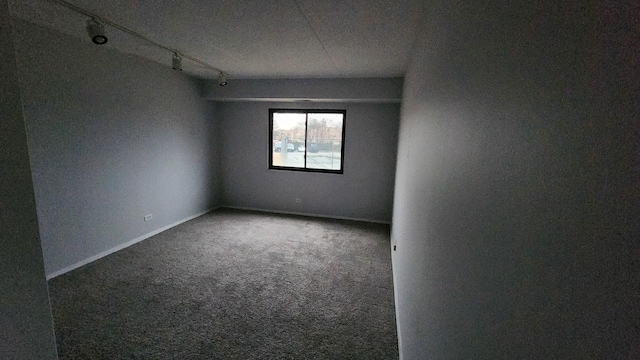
[12,19,222,277]
[219,101,399,223]
[200,77,403,102]
[0,3,58,358]
[392,1,637,359]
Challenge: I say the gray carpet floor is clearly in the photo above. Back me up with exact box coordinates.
[48,208,398,359]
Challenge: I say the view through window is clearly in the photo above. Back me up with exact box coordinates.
[269,109,345,173]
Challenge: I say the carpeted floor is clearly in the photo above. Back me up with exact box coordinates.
[48,208,398,359]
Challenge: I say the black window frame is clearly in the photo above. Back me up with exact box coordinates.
[269,109,346,174]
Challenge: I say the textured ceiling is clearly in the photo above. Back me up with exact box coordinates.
[9,0,425,79]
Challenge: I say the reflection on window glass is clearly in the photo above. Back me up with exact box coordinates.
[270,110,345,173]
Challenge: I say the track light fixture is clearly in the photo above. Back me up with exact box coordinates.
[218,72,228,86]
[52,0,226,76]
[172,53,183,71]
[86,19,108,45]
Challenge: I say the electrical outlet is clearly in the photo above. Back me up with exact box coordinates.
[144,214,152,222]
[295,198,302,203]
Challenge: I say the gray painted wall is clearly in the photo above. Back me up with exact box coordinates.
[392,1,637,359]
[12,19,221,277]
[201,77,403,102]
[0,3,58,358]
[219,101,399,223]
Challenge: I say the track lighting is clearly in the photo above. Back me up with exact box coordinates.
[53,1,227,75]
[86,19,108,45]
[172,53,183,71]
[218,72,228,86]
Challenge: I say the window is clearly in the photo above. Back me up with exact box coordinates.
[269,109,346,174]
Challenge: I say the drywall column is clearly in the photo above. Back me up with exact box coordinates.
[0,1,58,358]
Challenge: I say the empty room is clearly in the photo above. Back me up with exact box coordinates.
[2,0,636,359]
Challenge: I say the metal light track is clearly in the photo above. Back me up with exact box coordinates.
[48,0,226,75]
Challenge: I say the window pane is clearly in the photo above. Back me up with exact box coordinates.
[272,112,306,168]
[306,113,343,171]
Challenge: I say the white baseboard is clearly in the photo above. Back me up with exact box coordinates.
[46,206,219,280]
[222,206,390,225]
